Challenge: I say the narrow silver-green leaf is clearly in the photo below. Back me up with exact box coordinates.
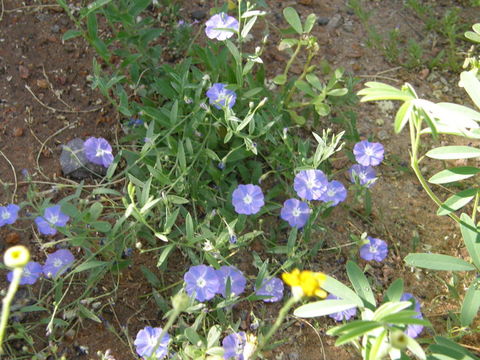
[394,101,413,133]
[405,253,475,271]
[346,261,376,307]
[294,299,357,318]
[429,167,480,184]
[426,146,480,160]
[460,213,480,269]
[460,70,480,110]
[460,279,480,326]
[322,276,363,307]
[437,189,477,216]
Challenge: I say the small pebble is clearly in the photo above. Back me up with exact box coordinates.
[13,127,24,137]
[317,17,330,26]
[51,24,60,33]
[36,79,48,89]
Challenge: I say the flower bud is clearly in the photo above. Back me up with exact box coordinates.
[390,330,408,350]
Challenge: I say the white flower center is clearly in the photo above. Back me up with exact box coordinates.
[327,189,336,197]
[292,208,301,217]
[369,245,378,253]
[358,172,366,180]
[306,177,316,189]
[53,258,63,268]
[96,148,107,158]
[243,194,253,204]
[364,147,374,156]
[196,278,206,288]
[1,211,10,220]
[265,284,273,293]
[48,215,59,224]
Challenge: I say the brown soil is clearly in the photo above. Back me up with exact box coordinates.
[1,0,479,359]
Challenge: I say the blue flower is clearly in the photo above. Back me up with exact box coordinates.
[34,205,70,236]
[205,13,239,41]
[255,277,284,303]
[7,261,42,285]
[280,198,311,228]
[184,265,220,302]
[0,204,20,227]
[349,164,377,188]
[217,266,246,298]
[293,170,328,200]
[359,237,388,262]
[134,326,170,359]
[232,184,264,215]
[43,249,75,278]
[222,331,246,360]
[206,83,237,110]
[84,137,114,168]
[353,140,384,166]
[229,234,237,244]
[326,294,357,321]
[320,180,347,206]
[400,293,424,338]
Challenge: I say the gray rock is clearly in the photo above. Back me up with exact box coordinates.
[377,130,390,141]
[51,24,60,33]
[317,17,330,26]
[326,14,342,31]
[191,10,207,21]
[60,138,107,180]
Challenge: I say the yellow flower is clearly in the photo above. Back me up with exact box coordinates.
[4,245,30,269]
[282,269,327,298]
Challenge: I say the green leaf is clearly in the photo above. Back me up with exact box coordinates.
[225,40,241,65]
[140,265,161,288]
[372,301,411,321]
[346,261,376,308]
[437,189,477,216]
[368,330,387,360]
[128,0,151,16]
[62,29,83,42]
[90,221,112,233]
[466,31,480,43]
[385,278,404,302]
[335,322,383,346]
[78,304,102,323]
[429,167,480,184]
[394,101,413,133]
[283,7,303,34]
[406,335,426,360]
[460,279,480,326]
[322,276,363,307]
[357,82,415,102]
[460,213,480,269]
[80,0,113,18]
[426,146,480,160]
[73,260,107,274]
[303,14,317,33]
[156,244,175,268]
[166,195,189,205]
[404,253,475,271]
[273,74,287,85]
[460,70,480,110]
[294,299,357,318]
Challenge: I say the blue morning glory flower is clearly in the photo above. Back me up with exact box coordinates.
[320,180,347,206]
[84,137,114,168]
[206,83,237,110]
[326,294,357,322]
[280,198,311,228]
[217,266,246,298]
[0,204,20,227]
[229,234,237,244]
[231,184,264,215]
[43,249,75,278]
[7,261,42,285]
[222,331,246,360]
[400,292,424,338]
[34,205,70,236]
[353,140,384,166]
[205,13,239,41]
[184,264,220,302]
[293,170,328,200]
[349,164,377,188]
[359,236,388,262]
[255,277,284,303]
[134,326,170,359]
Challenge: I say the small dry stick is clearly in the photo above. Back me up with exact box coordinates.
[0,150,18,202]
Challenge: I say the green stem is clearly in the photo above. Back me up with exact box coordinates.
[251,296,298,359]
[0,268,24,354]
[283,42,302,79]
[284,48,315,107]
[409,111,461,224]
[147,307,182,360]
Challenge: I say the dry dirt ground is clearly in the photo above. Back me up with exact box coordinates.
[0,0,479,359]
